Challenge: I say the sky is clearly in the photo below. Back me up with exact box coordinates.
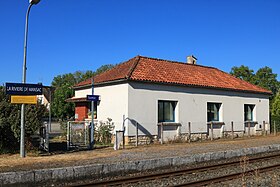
[0,0,279,86]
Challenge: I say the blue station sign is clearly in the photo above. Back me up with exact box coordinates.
[6,82,43,95]
[86,95,100,102]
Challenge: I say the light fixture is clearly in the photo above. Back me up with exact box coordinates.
[29,0,40,5]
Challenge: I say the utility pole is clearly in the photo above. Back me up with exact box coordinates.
[20,0,40,158]
[90,78,95,149]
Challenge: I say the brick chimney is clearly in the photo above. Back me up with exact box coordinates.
[187,55,197,65]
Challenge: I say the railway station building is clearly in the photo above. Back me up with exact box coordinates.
[68,55,271,144]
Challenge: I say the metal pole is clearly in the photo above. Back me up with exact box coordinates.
[20,3,33,158]
[231,121,234,140]
[161,123,163,144]
[46,88,51,153]
[49,88,52,133]
[136,122,138,147]
[122,115,125,149]
[115,131,119,150]
[188,122,191,143]
[210,122,213,141]
[274,121,276,136]
[248,122,251,137]
[85,123,87,146]
[263,121,265,136]
[90,78,94,149]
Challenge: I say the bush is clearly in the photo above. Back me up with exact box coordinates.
[94,118,114,145]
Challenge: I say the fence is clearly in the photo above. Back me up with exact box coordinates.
[67,119,280,149]
[67,121,90,150]
[124,120,276,146]
[271,115,280,135]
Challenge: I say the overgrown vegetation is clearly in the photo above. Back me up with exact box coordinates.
[0,86,48,153]
[94,118,114,145]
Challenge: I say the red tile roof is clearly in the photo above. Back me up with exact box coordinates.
[74,56,271,95]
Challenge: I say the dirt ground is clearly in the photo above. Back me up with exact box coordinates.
[1,135,280,173]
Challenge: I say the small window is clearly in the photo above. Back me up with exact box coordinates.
[207,102,221,122]
[244,104,254,121]
[158,100,176,123]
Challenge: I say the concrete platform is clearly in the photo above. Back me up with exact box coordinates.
[1,136,280,186]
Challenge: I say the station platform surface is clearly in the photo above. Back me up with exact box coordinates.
[1,135,280,174]
[2,135,280,185]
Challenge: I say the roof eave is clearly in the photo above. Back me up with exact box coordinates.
[74,78,271,95]
[129,79,272,96]
[73,78,128,90]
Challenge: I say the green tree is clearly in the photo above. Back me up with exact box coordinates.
[0,88,18,152]
[81,70,95,81]
[254,66,279,96]
[94,64,115,75]
[272,91,280,116]
[52,84,74,120]
[52,73,76,88]
[230,65,255,83]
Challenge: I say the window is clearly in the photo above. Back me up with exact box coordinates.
[244,104,254,121]
[207,103,221,122]
[158,100,176,123]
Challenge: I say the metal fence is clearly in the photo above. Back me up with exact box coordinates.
[124,120,274,146]
[67,121,90,150]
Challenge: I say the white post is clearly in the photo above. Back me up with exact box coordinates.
[67,122,70,150]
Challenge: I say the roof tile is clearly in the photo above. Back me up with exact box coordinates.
[74,56,271,94]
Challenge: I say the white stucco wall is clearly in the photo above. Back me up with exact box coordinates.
[75,88,92,98]
[74,81,270,138]
[75,83,129,132]
[127,82,270,137]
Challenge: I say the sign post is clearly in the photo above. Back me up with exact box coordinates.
[90,78,95,150]
[11,95,37,104]
[86,95,99,102]
[86,92,100,149]
[6,82,43,95]
[6,82,43,158]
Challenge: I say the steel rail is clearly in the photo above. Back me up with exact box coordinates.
[173,163,280,187]
[71,152,280,187]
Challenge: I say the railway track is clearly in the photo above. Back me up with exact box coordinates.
[71,152,280,187]
[174,163,280,187]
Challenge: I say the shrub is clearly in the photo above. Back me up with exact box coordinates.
[94,118,114,145]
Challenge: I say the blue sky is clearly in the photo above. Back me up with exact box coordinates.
[0,0,279,86]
